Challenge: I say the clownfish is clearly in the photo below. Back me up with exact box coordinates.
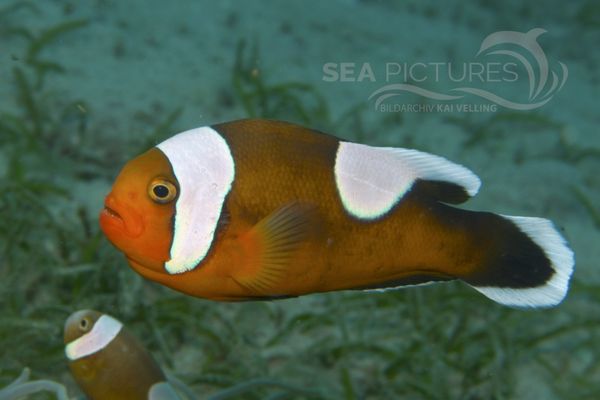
[64,310,181,400]
[100,119,574,307]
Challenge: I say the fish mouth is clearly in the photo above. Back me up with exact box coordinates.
[99,197,126,233]
[99,195,144,238]
[101,205,123,221]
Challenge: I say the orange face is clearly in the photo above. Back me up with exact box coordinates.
[99,148,178,273]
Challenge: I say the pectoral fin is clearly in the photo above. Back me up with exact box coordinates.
[231,203,316,294]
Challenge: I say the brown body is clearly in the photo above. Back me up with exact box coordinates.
[64,310,170,400]
[124,120,504,300]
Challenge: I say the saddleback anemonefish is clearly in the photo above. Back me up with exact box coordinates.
[64,310,181,400]
[100,119,574,307]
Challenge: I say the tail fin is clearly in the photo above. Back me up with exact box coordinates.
[466,215,574,308]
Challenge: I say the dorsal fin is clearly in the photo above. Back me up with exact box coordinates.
[410,179,473,204]
[334,142,481,219]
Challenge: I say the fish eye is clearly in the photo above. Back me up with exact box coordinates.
[79,317,91,331]
[148,178,177,204]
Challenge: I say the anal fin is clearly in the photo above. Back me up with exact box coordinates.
[359,273,453,291]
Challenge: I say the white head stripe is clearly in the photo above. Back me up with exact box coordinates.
[334,142,480,219]
[157,126,235,274]
[149,381,182,399]
[65,315,123,361]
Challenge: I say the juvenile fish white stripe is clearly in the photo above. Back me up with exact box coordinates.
[157,126,235,274]
[65,315,123,361]
[334,142,481,219]
[473,216,574,308]
[149,381,182,400]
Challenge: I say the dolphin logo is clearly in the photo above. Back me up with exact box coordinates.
[369,28,568,111]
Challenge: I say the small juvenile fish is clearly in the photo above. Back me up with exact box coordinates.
[64,310,181,400]
[100,119,574,306]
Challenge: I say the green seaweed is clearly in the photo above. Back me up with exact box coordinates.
[556,129,600,163]
[577,0,600,28]
[25,19,89,89]
[206,378,324,400]
[572,187,600,229]
[0,1,38,19]
[445,110,600,165]
[340,368,358,400]
[445,110,564,149]
[0,1,37,41]
[13,66,42,140]
[233,39,330,125]
[26,19,88,62]
[0,11,89,91]
[231,39,373,142]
